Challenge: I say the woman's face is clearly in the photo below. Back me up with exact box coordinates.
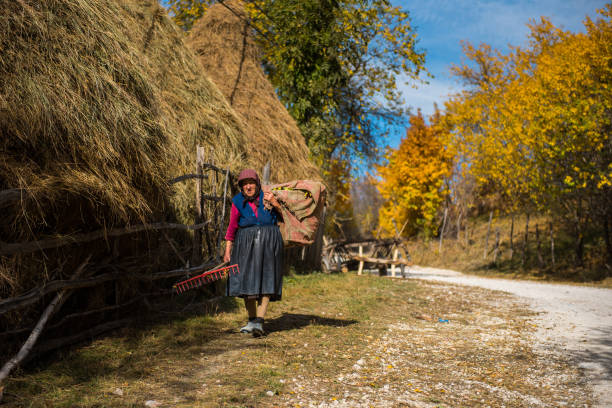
[241,179,258,198]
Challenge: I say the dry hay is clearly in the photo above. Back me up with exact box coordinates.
[185,0,322,184]
[0,0,247,302]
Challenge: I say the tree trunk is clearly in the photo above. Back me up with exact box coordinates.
[509,214,515,259]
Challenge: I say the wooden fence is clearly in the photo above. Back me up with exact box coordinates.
[0,146,234,395]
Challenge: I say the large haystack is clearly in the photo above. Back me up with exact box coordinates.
[186,0,321,183]
[0,0,246,327]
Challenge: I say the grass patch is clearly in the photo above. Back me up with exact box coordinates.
[3,272,590,407]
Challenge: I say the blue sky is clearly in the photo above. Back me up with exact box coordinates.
[392,0,608,148]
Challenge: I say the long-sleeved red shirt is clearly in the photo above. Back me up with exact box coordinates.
[224,201,258,241]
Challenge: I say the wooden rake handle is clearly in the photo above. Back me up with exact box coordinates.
[172,262,239,294]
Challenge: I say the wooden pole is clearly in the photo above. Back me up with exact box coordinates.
[216,168,230,260]
[439,208,448,253]
[0,257,91,401]
[483,211,493,259]
[262,161,271,185]
[390,247,399,277]
[357,245,364,275]
[192,146,205,265]
[509,214,515,259]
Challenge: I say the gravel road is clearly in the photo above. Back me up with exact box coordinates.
[407,266,612,407]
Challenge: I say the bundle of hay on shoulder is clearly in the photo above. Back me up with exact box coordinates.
[0,0,246,339]
[185,0,322,183]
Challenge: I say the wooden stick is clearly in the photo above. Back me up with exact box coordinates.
[0,221,211,256]
[192,146,205,265]
[397,218,410,238]
[216,168,230,259]
[0,256,91,400]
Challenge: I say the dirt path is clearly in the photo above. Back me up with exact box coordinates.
[408,266,612,407]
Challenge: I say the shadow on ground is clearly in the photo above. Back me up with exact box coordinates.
[264,312,358,334]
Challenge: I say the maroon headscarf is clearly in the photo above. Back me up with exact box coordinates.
[237,169,260,201]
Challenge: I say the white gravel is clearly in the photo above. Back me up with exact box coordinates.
[407,265,612,407]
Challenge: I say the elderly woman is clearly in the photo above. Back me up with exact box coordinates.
[223,168,283,337]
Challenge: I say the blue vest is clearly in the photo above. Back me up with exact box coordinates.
[232,190,277,227]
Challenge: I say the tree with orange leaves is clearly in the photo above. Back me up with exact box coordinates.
[376,110,453,238]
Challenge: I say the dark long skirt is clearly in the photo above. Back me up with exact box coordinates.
[227,225,284,301]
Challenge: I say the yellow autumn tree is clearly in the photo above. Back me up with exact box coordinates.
[376,110,453,238]
[444,5,612,263]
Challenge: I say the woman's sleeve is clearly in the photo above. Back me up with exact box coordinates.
[224,203,240,241]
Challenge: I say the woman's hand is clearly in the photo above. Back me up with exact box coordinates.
[264,191,280,209]
[223,241,233,263]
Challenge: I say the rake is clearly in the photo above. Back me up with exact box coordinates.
[173,262,240,294]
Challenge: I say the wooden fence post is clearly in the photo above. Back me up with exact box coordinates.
[483,211,493,259]
[391,246,398,277]
[262,161,271,185]
[192,146,205,265]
